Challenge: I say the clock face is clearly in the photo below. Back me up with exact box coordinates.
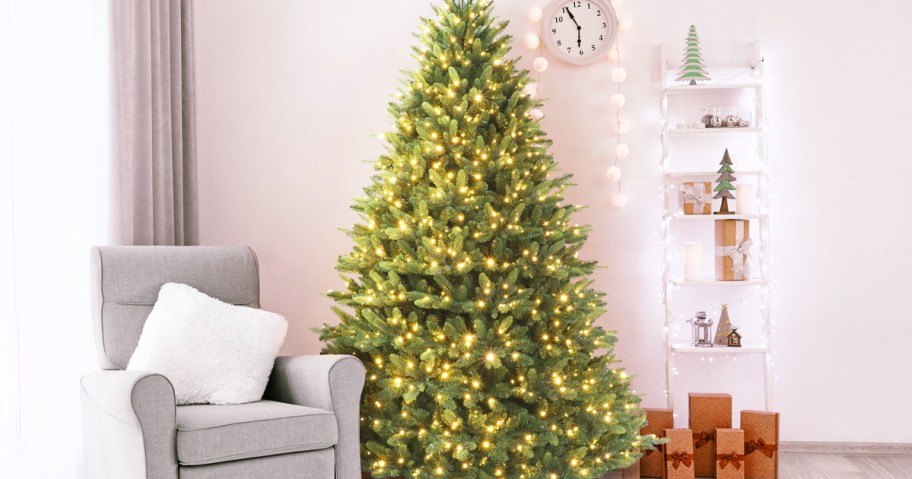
[543,0,618,65]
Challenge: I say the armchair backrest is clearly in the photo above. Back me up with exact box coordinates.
[89,246,260,370]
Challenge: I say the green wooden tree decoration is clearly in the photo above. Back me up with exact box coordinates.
[676,25,711,85]
[320,1,656,478]
[714,148,737,215]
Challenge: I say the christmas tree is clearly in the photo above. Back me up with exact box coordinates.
[714,149,736,215]
[320,1,654,478]
[713,304,733,345]
[676,25,711,85]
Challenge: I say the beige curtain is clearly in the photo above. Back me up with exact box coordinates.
[111,0,198,245]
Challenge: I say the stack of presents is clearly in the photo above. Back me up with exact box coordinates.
[632,393,779,479]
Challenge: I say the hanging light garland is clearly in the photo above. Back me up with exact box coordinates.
[525,0,634,209]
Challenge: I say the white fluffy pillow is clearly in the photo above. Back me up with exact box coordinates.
[127,283,287,405]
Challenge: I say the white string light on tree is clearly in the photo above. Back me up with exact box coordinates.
[525,0,634,209]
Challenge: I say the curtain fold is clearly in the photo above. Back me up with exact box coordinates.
[112,0,197,246]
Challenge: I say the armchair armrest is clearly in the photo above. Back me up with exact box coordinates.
[80,370,178,479]
[264,355,365,479]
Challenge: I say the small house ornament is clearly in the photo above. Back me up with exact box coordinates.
[687,311,714,348]
[727,328,743,347]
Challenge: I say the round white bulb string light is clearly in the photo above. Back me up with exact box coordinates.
[609,33,627,209]
[525,2,632,208]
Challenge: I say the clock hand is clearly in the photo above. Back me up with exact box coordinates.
[565,8,582,47]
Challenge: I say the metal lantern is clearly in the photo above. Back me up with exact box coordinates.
[687,311,714,347]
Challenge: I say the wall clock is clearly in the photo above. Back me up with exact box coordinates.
[542,0,618,66]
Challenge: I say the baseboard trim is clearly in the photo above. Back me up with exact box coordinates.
[780,441,912,456]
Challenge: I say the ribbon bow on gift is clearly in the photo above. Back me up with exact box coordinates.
[745,438,778,458]
[668,451,693,470]
[682,184,710,209]
[716,453,744,470]
[727,238,753,279]
[692,430,715,449]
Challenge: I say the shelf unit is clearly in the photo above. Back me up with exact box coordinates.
[659,45,773,412]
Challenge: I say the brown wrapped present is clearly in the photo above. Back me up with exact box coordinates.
[715,428,745,479]
[664,429,695,479]
[689,393,732,477]
[681,182,712,215]
[741,411,779,479]
[715,220,751,281]
[640,408,674,478]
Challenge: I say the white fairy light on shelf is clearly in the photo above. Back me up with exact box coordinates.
[525,2,633,208]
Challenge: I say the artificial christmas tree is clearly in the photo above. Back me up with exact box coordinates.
[320,1,654,478]
[676,25,711,85]
[714,149,737,215]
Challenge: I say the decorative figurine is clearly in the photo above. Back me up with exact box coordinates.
[738,119,751,128]
[687,311,714,347]
[676,25,711,85]
[710,115,723,128]
[727,328,743,347]
[714,304,734,345]
[701,113,715,127]
[714,149,737,215]
[723,115,741,127]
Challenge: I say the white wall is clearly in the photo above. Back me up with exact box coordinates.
[0,0,112,476]
[194,0,912,443]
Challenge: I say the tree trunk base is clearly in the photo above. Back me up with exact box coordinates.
[362,473,404,479]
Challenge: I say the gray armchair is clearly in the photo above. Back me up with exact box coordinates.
[81,246,365,479]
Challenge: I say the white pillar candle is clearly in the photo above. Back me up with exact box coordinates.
[736,184,755,215]
[683,242,703,281]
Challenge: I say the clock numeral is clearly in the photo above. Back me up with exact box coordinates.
[588,2,592,9]
[557,40,562,46]
[602,22,607,28]
[555,16,564,22]
[579,50,584,56]
[552,28,557,33]
[572,1,581,7]
[597,9,602,16]
[591,45,596,51]
[567,47,572,53]
[599,34,604,40]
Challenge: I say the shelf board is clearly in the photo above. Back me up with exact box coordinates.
[669,214,768,221]
[665,82,763,94]
[671,279,768,287]
[666,170,763,179]
[672,344,769,355]
[669,127,764,136]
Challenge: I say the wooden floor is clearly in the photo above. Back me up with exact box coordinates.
[779,452,912,478]
[602,453,912,478]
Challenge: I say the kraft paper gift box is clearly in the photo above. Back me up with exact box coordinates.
[640,408,674,478]
[715,220,751,281]
[663,429,695,479]
[741,410,780,479]
[715,428,745,479]
[681,182,712,215]
[689,393,732,478]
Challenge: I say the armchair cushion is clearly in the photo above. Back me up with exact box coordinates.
[127,283,287,405]
[175,400,338,466]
